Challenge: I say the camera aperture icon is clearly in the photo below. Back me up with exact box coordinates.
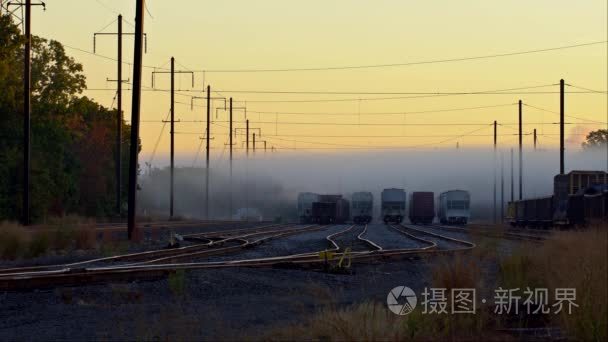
[387,286,417,315]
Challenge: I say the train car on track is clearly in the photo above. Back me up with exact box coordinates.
[507,170,607,227]
[437,190,470,225]
[381,188,406,224]
[409,192,435,225]
[352,192,373,224]
[297,192,319,223]
[312,195,350,224]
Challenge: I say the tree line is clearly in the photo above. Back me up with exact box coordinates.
[0,14,139,222]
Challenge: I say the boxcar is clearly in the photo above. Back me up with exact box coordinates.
[409,192,435,225]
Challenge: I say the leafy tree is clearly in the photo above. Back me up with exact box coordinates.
[0,14,139,221]
[582,129,608,149]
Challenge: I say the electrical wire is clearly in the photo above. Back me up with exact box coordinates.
[523,103,605,124]
[147,109,171,166]
[188,40,607,73]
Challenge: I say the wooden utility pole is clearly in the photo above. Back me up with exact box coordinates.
[170,57,175,218]
[253,133,256,154]
[493,120,497,224]
[533,128,537,150]
[501,151,505,222]
[560,79,565,174]
[94,15,145,216]
[116,15,123,215]
[510,148,514,203]
[518,100,523,200]
[229,98,233,218]
[246,119,250,156]
[128,0,145,239]
[205,85,210,220]
[22,0,32,225]
[13,0,45,225]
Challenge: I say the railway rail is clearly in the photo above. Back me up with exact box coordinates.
[0,223,480,291]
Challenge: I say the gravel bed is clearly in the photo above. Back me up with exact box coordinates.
[362,224,428,250]
[194,225,349,262]
[0,258,439,341]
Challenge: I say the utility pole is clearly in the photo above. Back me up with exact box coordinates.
[264,141,267,153]
[22,0,32,225]
[501,151,505,222]
[253,133,256,154]
[128,0,145,240]
[533,129,537,150]
[518,100,523,200]
[13,0,45,225]
[93,15,146,216]
[510,148,514,203]
[170,57,175,218]
[116,15,123,216]
[229,98,233,218]
[152,60,193,220]
[493,120,497,224]
[560,79,565,174]
[206,85,210,220]
[246,119,250,156]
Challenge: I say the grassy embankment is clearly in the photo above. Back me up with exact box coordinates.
[263,227,607,341]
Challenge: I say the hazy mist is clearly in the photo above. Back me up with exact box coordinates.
[138,148,606,222]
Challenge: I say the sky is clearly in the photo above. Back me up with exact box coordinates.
[13,0,608,167]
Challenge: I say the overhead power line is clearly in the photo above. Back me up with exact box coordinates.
[523,103,605,124]
[188,40,607,73]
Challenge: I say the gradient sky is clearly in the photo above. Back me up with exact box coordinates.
[21,0,608,166]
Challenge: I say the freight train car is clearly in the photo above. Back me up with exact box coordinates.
[507,170,607,227]
[381,188,406,224]
[438,190,470,225]
[297,192,319,223]
[352,192,373,224]
[409,192,435,225]
[311,195,350,224]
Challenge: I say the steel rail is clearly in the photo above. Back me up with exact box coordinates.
[0,225,483,291]
[0,223,297,275]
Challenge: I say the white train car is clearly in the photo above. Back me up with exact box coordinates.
[297,192,319,223]
[381,188,406,224]
[438,190,471,225]
[351,192,373,224]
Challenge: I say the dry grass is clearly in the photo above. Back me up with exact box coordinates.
[498,227,607,341]
[0,216,100,260]
[0,221,29,260]
[263,227,607,341]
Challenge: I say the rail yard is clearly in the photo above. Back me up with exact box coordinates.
[0,217,556,340]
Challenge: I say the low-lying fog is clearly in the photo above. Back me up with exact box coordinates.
[138,148,606,222]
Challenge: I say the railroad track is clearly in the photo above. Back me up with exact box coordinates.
[0,223,298,275]
[0,224,479,291]
[327,225,380,252]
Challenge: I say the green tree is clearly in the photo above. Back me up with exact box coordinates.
[582,129,608,149]
[0,14,139,221]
